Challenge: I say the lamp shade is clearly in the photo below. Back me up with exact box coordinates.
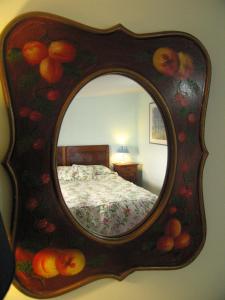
[117,145,129,153]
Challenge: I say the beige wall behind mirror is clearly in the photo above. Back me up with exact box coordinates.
[0,1,224,299]
[57,74,168,237]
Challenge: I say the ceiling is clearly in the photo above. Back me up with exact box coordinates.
[76,74,146,98]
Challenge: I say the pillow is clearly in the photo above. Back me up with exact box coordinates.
[57,166,75,181]
[92,165,113,175]
[72,164,95,181]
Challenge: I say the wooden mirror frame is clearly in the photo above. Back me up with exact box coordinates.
[0,12,210,298]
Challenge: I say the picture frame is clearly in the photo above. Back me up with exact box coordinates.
[149,102,167,145]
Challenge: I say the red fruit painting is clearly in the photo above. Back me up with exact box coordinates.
[156,236,174,252]
[181,162,189,173]
[165,218,182,238]
[15,246,34,262]
[178,132,187,143]
[22,41,48,65]
[188,113,196,123]
[32,138,44,150]
[29,111,43,122]
[168,206,178,215]
[175,93,189,107]
[174,232,191,249]
[44,223,56,233]
[16,271,43,292]
[176,52,194,80]
[48,41,77,63]
[41,173,50,184]
[32,248,59,278]
[153,47,179,77]
[179,186,193,198]
[19,106,31,118]
[55,249,86,276]
[47,89,60,101]
[35,218,48,230]
[39,57,63,83]
[26,197,39,211]
[185,188,193,198]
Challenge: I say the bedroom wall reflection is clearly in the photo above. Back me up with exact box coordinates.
[57,74,168,237]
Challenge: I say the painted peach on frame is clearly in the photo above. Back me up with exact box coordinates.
[177,52,194,80]
[19,106,31,118]
[174,232,191,249]
[39,57,63,83]
[156,236,174,252]
[15,246,34,262]
[48,41,76,63]
[56,249,86,276]
[26,197,39,211]
[181,162,189,173]
[22,41,48,65]
[188,112,196,123]
[165,218,182,238]
[153,47,179,77]
[175,93,189,107]
[47,89,60,101]
[29,111,43,121]
[179,186,193,198]
[32,138,45,150]
[32,248,59,278]
[16,271,43,292]
[44,223,56,233]
[168,206,178,215]
[35,218,49,230]
[41,173,50,184]
[178,131,187,143]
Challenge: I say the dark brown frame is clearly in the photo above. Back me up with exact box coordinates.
[0,12,210,298]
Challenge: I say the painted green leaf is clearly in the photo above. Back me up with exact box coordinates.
[16,261,33,275]
[180,107,189,117]
[7,48,23,63]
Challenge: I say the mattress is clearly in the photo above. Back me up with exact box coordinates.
[58,165,158,237]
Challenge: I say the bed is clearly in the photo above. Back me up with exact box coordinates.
[57,145,158,237]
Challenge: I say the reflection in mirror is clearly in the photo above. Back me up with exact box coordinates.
[57,75,168,237]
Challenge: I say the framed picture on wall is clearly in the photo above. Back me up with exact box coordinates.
[149,102,167,145]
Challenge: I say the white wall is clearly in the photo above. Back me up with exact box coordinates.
[58,92,139,163]
[0,1,225,300]
[137,92,168,195]
[58,82,167,192]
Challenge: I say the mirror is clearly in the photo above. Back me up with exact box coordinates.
[0,12,210,298]
[57,74,168,237]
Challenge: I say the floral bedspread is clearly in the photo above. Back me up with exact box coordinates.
[59,172,158,237]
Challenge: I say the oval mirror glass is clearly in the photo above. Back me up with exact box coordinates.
[57,74,168,238]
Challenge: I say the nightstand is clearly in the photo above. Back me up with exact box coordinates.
[113,163,139,184]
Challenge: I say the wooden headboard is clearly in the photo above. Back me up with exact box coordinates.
[57,145,109,167]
